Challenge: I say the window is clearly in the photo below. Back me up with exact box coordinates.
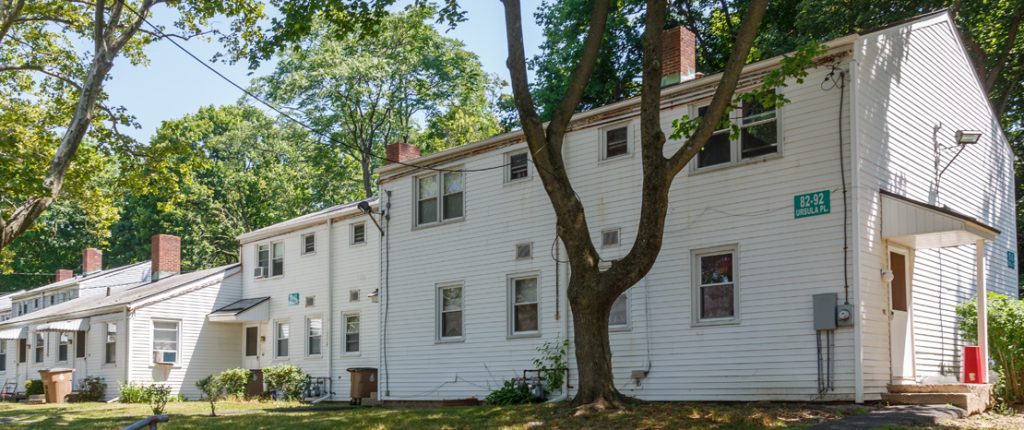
[307,317,322,356]
[18,339,27,363]
[275,322,289,357]
[438,285,464,339]
[508,152,529,181]
[352,223,366,244]
[349,289,360,302]
[75,331,85,358]
[515,243,532,260]
[256,244,270,278]
[152,320,179,364]
[34,332,44,363]
[344,314,360,353]
[302,233,316,255]
[694,248,737,322]
[245,326,259,357]
[601,229,620,247]
[0,341,6,371]
[416,172,465,226]
[695,95,779,169]
[604,125,629,158]
[105,323,116,364]
[609,292,629,328]
[510,276,539,335]
[272,242,284,276]
[58,332,70,361]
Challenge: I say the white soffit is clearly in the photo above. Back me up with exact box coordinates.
[881,191,998,249]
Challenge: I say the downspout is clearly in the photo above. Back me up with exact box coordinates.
[548,232,571,403]
[123,307,131,400]
[327,218,335,400]
[848,53,865,403]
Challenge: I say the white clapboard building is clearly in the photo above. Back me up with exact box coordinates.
[373,10,1016,405]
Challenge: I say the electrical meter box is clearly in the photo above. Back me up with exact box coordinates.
[813,293,837,330]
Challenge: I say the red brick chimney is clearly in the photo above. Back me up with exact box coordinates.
[386,142,420,165]
[55,269,74,282]
[83,248,102,274]
[662,26,697,87]
[151,234,181,281]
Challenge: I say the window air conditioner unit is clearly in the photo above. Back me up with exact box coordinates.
[153,350,176,365]
[253,267,266,278]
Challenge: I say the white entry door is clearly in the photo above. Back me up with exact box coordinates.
[242,324,263,370]
[889,249,915,383]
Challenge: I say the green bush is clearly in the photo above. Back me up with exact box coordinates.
[24,379,44,396]
[957,293,1024,402]
[118,381,150,403]
[147,385,172,415]
[196,375,224,416]
[78,377,107,402]
[216,368,251,399]
[485,379,534,405]
[532,338,569,393]
[263,364,308,401]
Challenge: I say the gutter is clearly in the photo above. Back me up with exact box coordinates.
[849,46,865,404]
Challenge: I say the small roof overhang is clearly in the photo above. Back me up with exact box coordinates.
[881,190,999,249]
[0,326,28,340]
[208,297,270,323]
[35,318,90,333]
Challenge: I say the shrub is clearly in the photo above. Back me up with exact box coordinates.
[196,375,224,416]
[118,381,150,403]
[216,368,251,399]
[485,378,534,405]
[147,385,172,415]
[957,293,1024,402]
[78,377,107,402]
[24,379,44,396]
[262,364,308,401]
[532,338,569,393]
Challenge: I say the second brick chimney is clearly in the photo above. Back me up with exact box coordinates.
[55,269,74,282]
[151,234,181,281]
[386,142,420,165]
[662,26,697,87]
[83,248,102,274]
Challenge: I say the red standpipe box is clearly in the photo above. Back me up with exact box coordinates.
[963,345,984,384]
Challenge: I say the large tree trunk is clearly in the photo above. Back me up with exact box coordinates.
[568,276,629,407]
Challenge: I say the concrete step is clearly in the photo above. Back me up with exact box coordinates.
[886,383,991,395]
[881,392,988,415]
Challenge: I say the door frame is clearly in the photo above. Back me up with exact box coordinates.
[887,243,917,384]
[242,323,264,370]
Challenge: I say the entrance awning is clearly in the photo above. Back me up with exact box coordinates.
[880,190,999,249]
[208,297,270,323]
[0,326,28,339]
[35,318,90,332]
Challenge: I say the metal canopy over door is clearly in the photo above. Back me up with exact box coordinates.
[888,248,916,384]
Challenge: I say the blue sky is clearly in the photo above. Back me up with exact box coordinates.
[105,1,545,142]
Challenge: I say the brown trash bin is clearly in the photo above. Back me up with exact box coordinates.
[346,367,377,405]
[38,368,74,404]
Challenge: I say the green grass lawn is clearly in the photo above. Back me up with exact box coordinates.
[0,400,865,429]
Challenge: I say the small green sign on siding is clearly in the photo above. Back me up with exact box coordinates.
[794,190,831,219]
[288,293,300,306]
[1008,251,1016,269]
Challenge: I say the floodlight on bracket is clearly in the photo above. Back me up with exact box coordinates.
[938,130,982,178]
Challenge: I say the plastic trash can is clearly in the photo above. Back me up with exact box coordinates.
[346,367,377,405]
[38,368,74,404]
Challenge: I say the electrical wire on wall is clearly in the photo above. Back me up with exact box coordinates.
[821,64,851,305]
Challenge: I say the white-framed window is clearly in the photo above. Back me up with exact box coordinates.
[437,284,464,340]
[256,244,270,278]
[58,332,70,361]
[34,332,44,363]
[275,321,289,357]
[306,317,322,356]
[343,313,360,353]
[0,340,7,371]
[105,323,117,364]
[694,95,779,169]
[302,233,316,255]
[693,246,738,323]
[602,124,630,159]
[609,292,629,329]
[515,242,532,260]
[509,275,539,336]
[416,171,464,226]
[271,242,284,276]
[506,151,529,182]
[152,320,180,364]
[351,223,366,244]
[601,228,620,247]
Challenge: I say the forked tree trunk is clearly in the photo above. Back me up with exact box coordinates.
[567,278,625,407]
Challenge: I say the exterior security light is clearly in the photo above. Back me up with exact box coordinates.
[955,130,982,145]
[357,200,373,214]
[881,269,895,283]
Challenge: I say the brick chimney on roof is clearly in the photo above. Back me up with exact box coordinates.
[151,234,181,281]
[55,269,73,282]
[83,248,102,274]
[661,26,697,87]
[386,142,420,165]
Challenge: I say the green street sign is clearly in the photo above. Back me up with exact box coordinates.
[794,190,831,218]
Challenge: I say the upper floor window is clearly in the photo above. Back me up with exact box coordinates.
[302,233,316,255]
[256,242,285,278]
[416,171,464,226]
[603,125,629,159]
[693,247,738,323]
[695,96,779,169]
[507,151,529,181]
